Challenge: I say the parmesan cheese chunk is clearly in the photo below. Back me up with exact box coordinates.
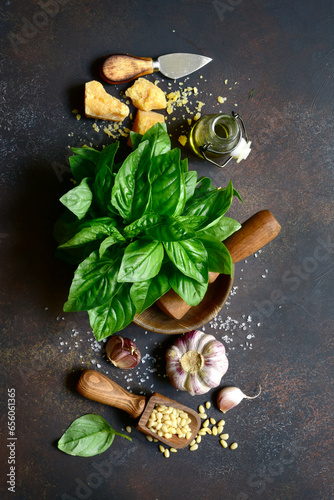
[85,81,129,122]
[125,78,167,111]
[127,110,165,147]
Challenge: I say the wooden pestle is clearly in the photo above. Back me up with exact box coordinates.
[156,210,281,320]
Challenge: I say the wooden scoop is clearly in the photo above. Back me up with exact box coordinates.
[156,210,281,320]
[77,370,201,449]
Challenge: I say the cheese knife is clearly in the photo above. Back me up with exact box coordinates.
[100,52,212,84]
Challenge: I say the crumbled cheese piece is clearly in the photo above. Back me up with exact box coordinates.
[76,114,81,120]
[217,96,227,103]
[178,135,187,146]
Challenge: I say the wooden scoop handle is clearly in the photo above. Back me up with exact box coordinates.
[77,370,146,419]
[156,210,281,319]
[100,54,154,84]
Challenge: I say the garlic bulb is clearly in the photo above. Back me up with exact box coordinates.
[105,335,141,369]
[166,330,228,396]
[217,386,261,413]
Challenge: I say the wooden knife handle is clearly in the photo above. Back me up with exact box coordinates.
[156,210,281,319]
[100,54,154,84]
[77,370,146,419]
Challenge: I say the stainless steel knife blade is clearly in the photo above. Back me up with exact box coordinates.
[154,53,212,79]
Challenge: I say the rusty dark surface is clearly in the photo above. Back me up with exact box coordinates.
[0,0,333,499]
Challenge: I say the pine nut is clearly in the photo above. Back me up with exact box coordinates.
[159,445,165,453]
[164,449,170,458]
[217,426,224,434]
[210,418,216,425]
[146,435,153,442]
[199,413,207,419]
[220,440,228,448]
[220,433,229,440]
[212,426,218,436]
[230,442,238,450]
[198,429,207,436]
[205,401,211,409]
[170,447,177,453]
[189,444,198,451]
[190,439,196,446]
[198,405,205,414]
[217,420,226,426]
[196,435,202,444]
[126,426,132,433]
[203,419,209,427]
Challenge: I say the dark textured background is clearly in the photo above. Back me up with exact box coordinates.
[0,0,333,499]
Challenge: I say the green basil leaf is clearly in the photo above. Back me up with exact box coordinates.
[146,148,186,217]
[164,239,208,283]
[130,273,170,313]
[96,142,119,170]
[184,171,198,201]
[88,284,136,340]
[64,250,123,311]
[71,146,101,165]
[144,217,196,242]
[99,230,126,258]
[58,218,122,249]
[111,140,152,222]
[137,122,170,156]
[118,239,164,282]
[183,180,234,230]
[57,414,131,457]
[123,213,161,239]
[198,237,233,275]
[60,177,93,220]
[169,266,208,306]
[129,130,142,150]
[69,156,96,183]
[197,217,241,241]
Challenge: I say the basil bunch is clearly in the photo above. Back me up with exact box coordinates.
[54,123,241,340]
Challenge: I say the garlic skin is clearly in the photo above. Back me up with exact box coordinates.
[217,386,261,413]
[166,330,228,396]
[105,336,141,369]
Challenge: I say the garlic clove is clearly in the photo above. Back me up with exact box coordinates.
[217,386,262,413]
[105,335,141,369]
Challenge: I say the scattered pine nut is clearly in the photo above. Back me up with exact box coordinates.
[159,445,165,453]
[217,427,224,435]
[203,419,209,428]
[230,442,238,450]
[220,433,229,440]
[170,448,178,453]
[198,405,205,414]
[146,435,153,442]
[205,401,211,409]
[199,413,207,419]
[210,417,216,425]
[164,449,170,458]
[198,429,207,436]
[220,440,228,448]
[189,444,199,451]
[126,426,132,433]
[217,420,226,426]
[196,435,202,444]
[190,439,196,447]
[212,426,218,436]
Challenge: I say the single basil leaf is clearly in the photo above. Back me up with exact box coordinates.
[184,171,198,201]
[64,250,123,311]
[123,213,161,239]
[184,180,234,230]
[130,273,170,313]
[129,131,142,150]
[88,284,136,340]
[60,177,93,220]
[93,164,117,216]
[57,414,131,457]
[169,266,208,306]
[146,148,186,217]
[198,237,233,275]
[96,142,119,170]
[175,215,208,231]
[144,217,196,242]
[69,155,96,182]
[71,146,101,165]
[58,218,122,249]
[139,122,171,157]
[118,239,164,283]
[164,239,208,283]
[193,176,216,198]
[111,140,152,222]
[197,217,241,242]
[181,158,189,173]
[99,230,126,258]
